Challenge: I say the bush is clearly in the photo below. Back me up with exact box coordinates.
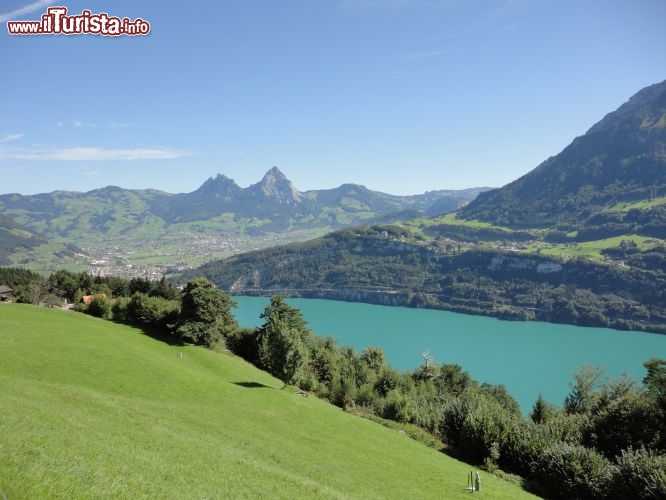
[111,296,131,321]
[500,414,587,477]
[86,296,111,319]
[374,368,399,397]
[611,448,666,499]
[354,382,379,409]
[501,420,551,477]
[458,397,516,463]
[127,293,180,329]
[407,389,446,434]
[530,442,616,499]
[439,395,477,449]
[590,392,661,458]
[296,371,319,393]
[330,374,357,409]
[177,320,225,347]
[226,327,260,364]
[382,389,411,423]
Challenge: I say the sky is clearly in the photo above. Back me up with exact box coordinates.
[1,0,665,196]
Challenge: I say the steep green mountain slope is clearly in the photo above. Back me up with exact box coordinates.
[459,79,666,230]
[0,305,535,499]
[0,214,46,265]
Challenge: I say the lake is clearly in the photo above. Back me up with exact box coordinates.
[232,296,666,413]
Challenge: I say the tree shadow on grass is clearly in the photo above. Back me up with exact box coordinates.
[111,320,187,347]
[233,381,272,389]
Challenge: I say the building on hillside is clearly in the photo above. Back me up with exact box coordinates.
[0,285,14,302]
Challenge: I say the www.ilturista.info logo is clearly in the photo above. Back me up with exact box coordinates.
[7,6,150,36]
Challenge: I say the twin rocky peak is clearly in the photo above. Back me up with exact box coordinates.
[196,166,301,205]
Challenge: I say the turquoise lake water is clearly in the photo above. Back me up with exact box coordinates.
[232,296,666,413]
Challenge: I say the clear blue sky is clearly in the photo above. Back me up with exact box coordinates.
[1,0,665,195]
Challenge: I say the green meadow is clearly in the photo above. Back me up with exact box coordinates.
[0,305,537,499]
[526,234,665,260]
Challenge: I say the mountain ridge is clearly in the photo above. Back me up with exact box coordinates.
[0,169,488,273]
[0,167,488,231]
[458,79,666,228]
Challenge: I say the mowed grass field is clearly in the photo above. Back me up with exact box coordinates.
[0,305,538,499]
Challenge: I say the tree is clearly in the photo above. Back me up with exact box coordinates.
[413,349,436,382]
[612,447,666,499]
[435,363,475,396]
[644,358,666,403]
[360,347,386,383]
[86,295,111,319]
[257,296,307,386]
[26,281,49,305]
[309,336,340,387]
[176,277,236,346]
[48,270,80,301]
[149,276,180,301]
[564,365,606,415]
[530,393,557,424]
[91,283,112,298]
[126,292,180,329]
[590,390,661,458]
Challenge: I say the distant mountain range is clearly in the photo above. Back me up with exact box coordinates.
[188,80,666,333]
[0,168,486,237]
[146,167,487,227]
[0,170,487,272]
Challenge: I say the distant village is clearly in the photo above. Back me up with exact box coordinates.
[80,230,318,281]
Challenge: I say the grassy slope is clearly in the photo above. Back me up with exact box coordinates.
[398,211,666,261]
[532,234,664,260]
[0,305,537,499]
[604,195,666,212]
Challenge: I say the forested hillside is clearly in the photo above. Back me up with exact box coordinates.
[186,225,666,333]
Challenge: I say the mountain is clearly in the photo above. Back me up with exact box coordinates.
[185,82,666,333]
[0,168,486,232]
[148,167,486,224]
[184,223,666,333]
[195,173,242,198]
[247,166,302,204]
[0,214,46,265]
[0,169,487,273]
[459,79,666,229]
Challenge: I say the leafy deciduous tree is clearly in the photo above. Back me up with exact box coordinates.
[176,277,236,346]
[257,296,307,386]
[564,365,606,415]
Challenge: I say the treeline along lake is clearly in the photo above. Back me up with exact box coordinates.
[232,296,666,413]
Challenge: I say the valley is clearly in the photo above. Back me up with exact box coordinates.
[0,170,486,277]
